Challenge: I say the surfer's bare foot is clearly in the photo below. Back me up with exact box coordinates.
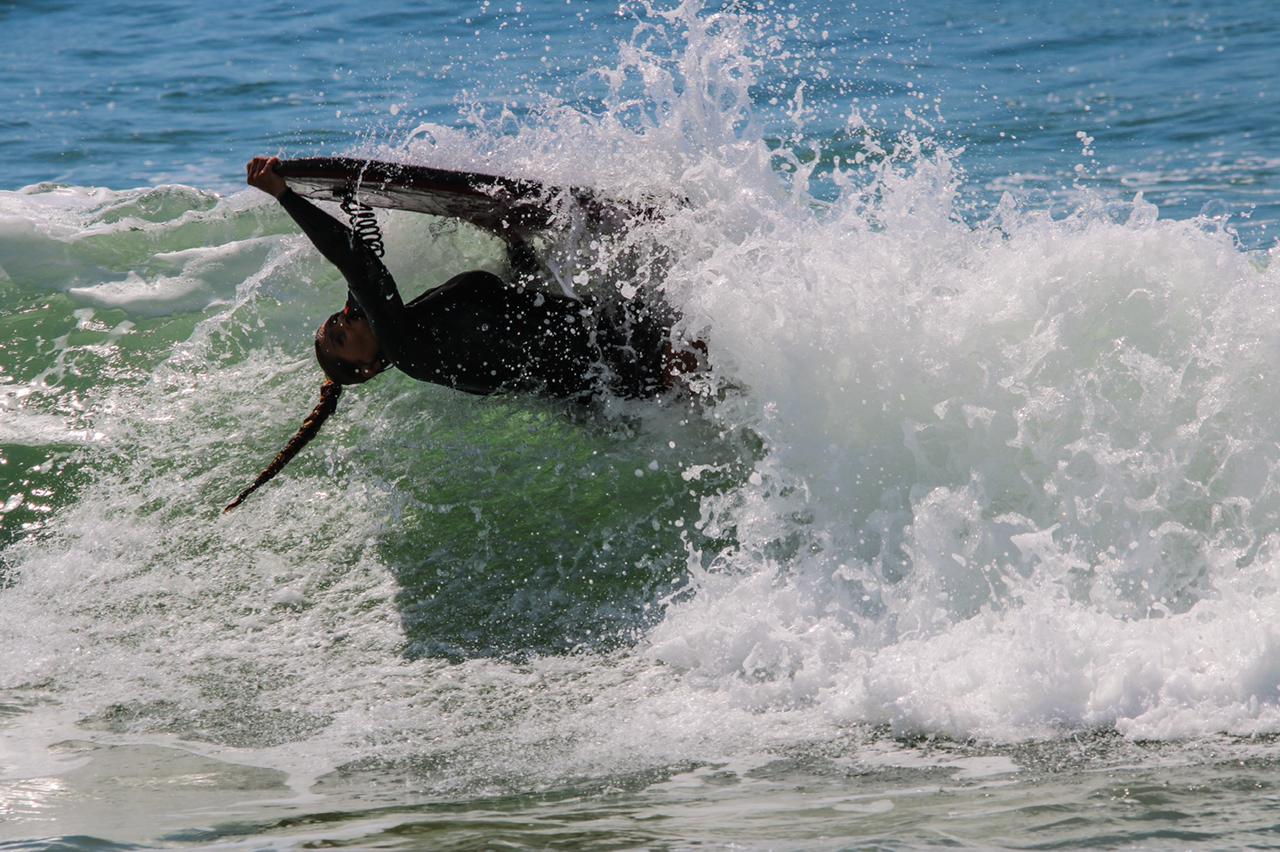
[246,156,286,198]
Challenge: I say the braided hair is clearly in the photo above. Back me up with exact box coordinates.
[223,379,343,512]
[224,296,388,512]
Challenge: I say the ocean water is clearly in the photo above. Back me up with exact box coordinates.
[5,0,1280,848]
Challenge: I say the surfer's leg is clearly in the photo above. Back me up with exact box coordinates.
[599,287,705,394]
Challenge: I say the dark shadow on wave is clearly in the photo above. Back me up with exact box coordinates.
[365,388,757,661]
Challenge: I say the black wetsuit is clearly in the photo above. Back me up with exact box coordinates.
[278,188,671,399]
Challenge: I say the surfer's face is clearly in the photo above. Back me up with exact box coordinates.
[315,310,383,383]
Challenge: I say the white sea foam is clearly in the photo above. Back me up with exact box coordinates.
[402,0,1280,744]
[645,168,1280,738]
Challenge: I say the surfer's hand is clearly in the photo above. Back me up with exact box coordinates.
[246,156,286,198]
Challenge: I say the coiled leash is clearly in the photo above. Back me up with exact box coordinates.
[340,190,386,257]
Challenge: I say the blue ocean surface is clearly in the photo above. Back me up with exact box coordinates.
[6,0,1279,237]
[4,1,1280,848]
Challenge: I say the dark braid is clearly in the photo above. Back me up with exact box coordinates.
[223,380,343,512]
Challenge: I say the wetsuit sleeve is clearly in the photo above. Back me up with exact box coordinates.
[277,188,411,362]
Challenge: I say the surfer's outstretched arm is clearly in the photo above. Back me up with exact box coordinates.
[246,157,383,282]
[246,156,409,348]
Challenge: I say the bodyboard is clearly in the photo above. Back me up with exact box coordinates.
[275,157,650,234]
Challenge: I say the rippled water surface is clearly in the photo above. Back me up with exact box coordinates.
[4,0,1280,848]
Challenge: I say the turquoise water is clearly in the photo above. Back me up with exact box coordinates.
[5,1,1280,848]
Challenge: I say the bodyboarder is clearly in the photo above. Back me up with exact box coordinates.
[226,156,699,510]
